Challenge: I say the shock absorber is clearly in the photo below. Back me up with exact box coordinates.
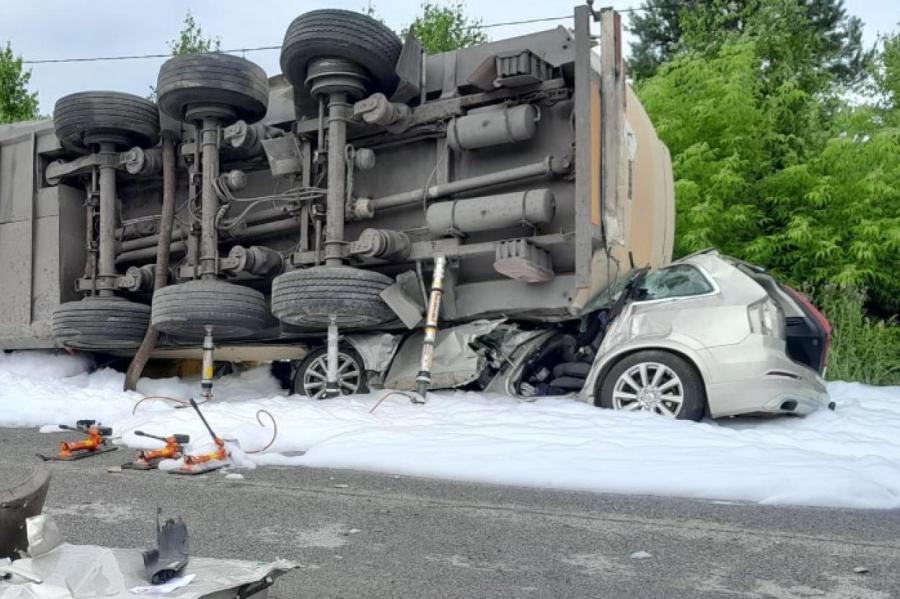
[325,315,340,398]
[415,255,447,401]
[201,325,215,401]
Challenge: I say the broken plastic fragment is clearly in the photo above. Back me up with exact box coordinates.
[142,516,189,584]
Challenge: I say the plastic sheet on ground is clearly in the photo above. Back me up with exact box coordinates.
[0,540,296,599]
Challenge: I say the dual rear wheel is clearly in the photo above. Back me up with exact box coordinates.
[50,91,160,350]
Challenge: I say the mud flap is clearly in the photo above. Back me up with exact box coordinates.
[0,466,51,559]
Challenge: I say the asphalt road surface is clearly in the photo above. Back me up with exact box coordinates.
[1,426,898,598]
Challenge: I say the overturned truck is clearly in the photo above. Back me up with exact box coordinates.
[0,6,674,400]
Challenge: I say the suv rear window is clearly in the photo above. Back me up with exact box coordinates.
[634,264,714,301]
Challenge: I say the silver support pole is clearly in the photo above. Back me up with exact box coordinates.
[201,325,215,401]
[415,255,447,401]
[97,141,118,297]
[325,315,340,398]
[324,92,348,266]
[200,117,220,279]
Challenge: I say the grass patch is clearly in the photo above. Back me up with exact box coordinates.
[814,285,900,386]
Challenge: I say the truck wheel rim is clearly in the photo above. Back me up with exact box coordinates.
[303,352,362,399]
[612,362,684,417]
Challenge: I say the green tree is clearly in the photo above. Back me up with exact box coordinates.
[628,0,870,88]
[628,0,696,82]
[361,1,380,21]
[167,11,221,55]
[875,31,900,112]
[0,42,39,124]
[403,2,487,54]
[637,29,900,314]
[151,12,221,98]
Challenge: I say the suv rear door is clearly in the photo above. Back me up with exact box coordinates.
[726,258,831,375]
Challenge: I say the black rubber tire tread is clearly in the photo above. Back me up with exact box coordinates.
[292,344,369,396]
[157,53,269,123]
[53,91,160,154]
[281,9,402,116]
[52,297,151,349]
[597,350,706,421]
[151,279,267,340]
[271,266,394,328]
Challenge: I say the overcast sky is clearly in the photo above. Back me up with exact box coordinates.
[1,0,896,114]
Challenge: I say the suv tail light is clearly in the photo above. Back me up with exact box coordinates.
[747,298,785,339]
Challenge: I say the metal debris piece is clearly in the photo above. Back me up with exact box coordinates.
[142,514,189,584]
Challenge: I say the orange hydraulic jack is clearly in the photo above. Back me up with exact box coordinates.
[123,431,191,470]
[170,398,229,475]
[38,420,118,461]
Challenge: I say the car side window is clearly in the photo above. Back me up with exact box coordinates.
[634,265,714,301]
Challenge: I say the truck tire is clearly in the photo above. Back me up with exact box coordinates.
[271,266,395,328]
[597,350,706,421]
[151,279,267,339]
[53,91,160,154]
[157,53,269,123]
[281,9,402,115]
[292,345,368,398]
[51,297,151,349]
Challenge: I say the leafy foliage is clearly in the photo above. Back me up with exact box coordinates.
[637,20,900,317]
[167,11,221,56]
[746,106,900,312]
[0,42,39,124]
[629,0,870,88]
[150,12,221,99]
[361,1,381,21]
[402,2,486,54]
[815,285,900,384]
[875,31,900,112]
[628,0,697,81]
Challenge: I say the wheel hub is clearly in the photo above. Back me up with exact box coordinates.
[305,57,370,99]
[637,387,661,408]
[302,352,362,399]
[612,362,685,418]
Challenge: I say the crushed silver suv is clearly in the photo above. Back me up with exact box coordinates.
[361,250,831,420]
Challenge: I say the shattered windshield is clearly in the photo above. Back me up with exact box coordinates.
[633,264,714,301]
[577,267,649,316]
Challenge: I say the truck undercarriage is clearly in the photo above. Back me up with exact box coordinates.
[0,5,674,402]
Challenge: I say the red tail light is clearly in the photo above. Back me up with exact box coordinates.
[783,285,832,370]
